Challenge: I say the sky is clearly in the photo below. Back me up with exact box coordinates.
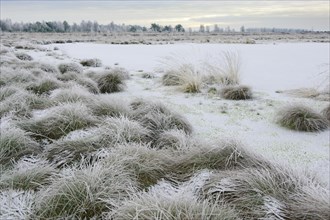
[1,1,329,31]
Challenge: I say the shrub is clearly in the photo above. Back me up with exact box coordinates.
[15,53,33,61]
[321,105,330,122]
[34,161,137,219]
[80,58,102,67]
[277,105,328,132]
[220,85,252,100]
[0,118,41,166]
[58,63,83,74]
[0,157,56,190]
[19,102,98,140]
[97,71,126,93]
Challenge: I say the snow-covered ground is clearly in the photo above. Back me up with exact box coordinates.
[32,42,329,184]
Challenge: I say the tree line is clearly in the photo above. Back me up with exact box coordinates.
[0,19,185,33]
[0,19,312,34]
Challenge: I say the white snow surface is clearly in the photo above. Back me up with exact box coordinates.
[53,42,329,92]
[33,42,329,184]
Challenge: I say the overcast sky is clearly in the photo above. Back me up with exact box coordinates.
[1,1,329,30]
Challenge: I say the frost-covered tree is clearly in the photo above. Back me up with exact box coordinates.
[175,24,185,32]
[150,23,161,32]
[199,24,205,33]
[214,24,220,33]
[93,21,99,32]
[163,25,173,32]
[0,19,12,31]
[63,21,70,32]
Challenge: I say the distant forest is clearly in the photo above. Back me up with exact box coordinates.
[0,19,315,34]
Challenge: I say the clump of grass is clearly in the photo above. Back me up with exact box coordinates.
[321,105,330,122]
[27,77,62,95]
[0,156,56,190]
[110,181,238,220]
[0,90,49,118]
[76,76,100,94]
[39,63,59,74]
[277,105,328,132]
[162,70,181,86]
[200,166,330,219]
[0,85,21,101]
[109,67,130,80]
[14,42,41,50]
[282,88,321,99]
[131,100,193,144]
[97,71,127,93]
[46,116,148,166]
[0,66,37,86]
[200,169,284,219]
[162,64,202,93]
[58,63,83,74]
[57,71,80,81]
[84,70,98,79]
[88,96,130,117]
[34,161,137,219]
[45,135,100,167]
[220,85,252,100]
[205,51,242,85]
[97,116,150,145]
[80,58,102,67]
[50,84,95,104]
[207,87,217,94]
[15,52,33,61]
[0,190,36,219]
[0,45,13,54]
[171,139,264,179]
[0,118,41,166]
[141,72,155,79]
[154,129,192,150]
[103,143,173,188]
[19,102,98,140]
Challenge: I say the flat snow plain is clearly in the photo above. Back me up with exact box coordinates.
[37,42,329,184]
